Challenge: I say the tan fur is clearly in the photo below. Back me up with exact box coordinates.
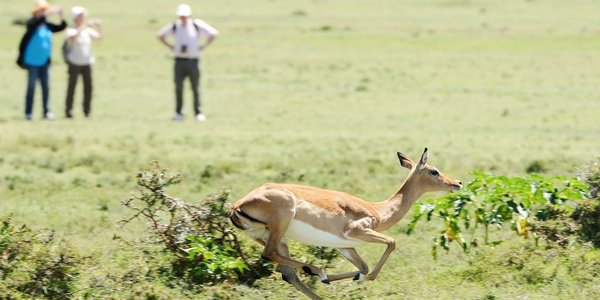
[230,149,461,300]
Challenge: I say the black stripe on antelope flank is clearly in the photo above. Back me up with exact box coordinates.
[237,209,266,225]
[229,211,246,230]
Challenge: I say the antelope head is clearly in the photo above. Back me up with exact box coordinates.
[397,148,462,194]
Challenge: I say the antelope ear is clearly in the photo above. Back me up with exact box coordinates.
[397,152,414,169]
[417,147,428,170]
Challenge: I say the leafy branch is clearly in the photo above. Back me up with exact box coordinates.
[406,172,589,258]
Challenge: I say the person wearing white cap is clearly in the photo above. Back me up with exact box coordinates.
[63,6,102,118]
[16,0,66,120]
[157,4,218,121]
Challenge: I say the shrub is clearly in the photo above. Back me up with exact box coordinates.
[529,205,580,247]
[525,160,548,174]
[406,172,589,258]
[447,242,600,288]
[572,199,600,247]
[0,216,83,299]
[120,162,272,285]
[578,159,600,199]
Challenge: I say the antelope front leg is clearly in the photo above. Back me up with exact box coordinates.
[325,248,369,282]
[349,229,395,281]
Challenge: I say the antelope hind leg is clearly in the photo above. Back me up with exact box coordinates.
[278,244,322,300]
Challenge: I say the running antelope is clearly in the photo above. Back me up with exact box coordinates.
[230,148,462,299]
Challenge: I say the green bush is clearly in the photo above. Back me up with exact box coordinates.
[572,200,600,247]
[186,236,248,281]
[529,204,580,247]
[525,160,548,174]
[0,216,83,299]
[406,172,589,257]
[120,162,272,286]
[447,242,600,287]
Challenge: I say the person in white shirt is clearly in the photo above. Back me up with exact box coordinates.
[157,4,218,121]
[64,6,101,118]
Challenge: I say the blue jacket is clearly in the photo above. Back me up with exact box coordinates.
[16,16,66,68]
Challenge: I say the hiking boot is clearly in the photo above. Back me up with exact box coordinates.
[43,112,56,120]
[172,113,184,121]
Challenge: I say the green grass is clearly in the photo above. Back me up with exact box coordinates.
[1,0,599,298]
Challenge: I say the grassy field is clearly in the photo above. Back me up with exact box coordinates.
[1,0,599,299]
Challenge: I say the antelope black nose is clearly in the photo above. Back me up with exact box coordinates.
[458,181,463,185]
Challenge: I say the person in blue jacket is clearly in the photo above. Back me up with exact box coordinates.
[16,1,66,120]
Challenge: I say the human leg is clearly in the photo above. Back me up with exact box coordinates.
[65,64,79,118]
[189,59,202,116]
[25,66,40,119]
[174,59,185,116]
[40,65,52,117]
[82,65,93,117]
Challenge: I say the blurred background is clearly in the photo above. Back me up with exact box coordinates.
[0,0,599,299]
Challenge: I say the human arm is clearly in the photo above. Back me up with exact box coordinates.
[195,19,218,51]
[158,35,173,51]
[67,20,101,42]
[156,24,174,51]
[26,15,46,30]
[45,7,67,32]
[87,19,102,40]
[200,35,217,51]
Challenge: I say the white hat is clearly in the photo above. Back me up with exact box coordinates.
[71,6,86,19]
[176,4,191,17]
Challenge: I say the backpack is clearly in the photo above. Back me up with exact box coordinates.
[172,21,200,34]
[62,39,72,65]
[16,21,34,69]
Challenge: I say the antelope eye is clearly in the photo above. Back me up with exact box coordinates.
[429,169,439,176]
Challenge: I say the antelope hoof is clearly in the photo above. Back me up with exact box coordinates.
[320,273,330,284]
[353,273,366,281]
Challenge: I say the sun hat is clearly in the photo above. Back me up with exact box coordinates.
[32,0,49,14]
[71,6,86,19]
[176,4,192,17]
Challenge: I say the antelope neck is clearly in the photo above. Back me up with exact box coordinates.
[374,177,423,232]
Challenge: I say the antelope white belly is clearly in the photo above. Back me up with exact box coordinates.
[285,219,364,248]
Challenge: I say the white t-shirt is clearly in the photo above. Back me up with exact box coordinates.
[157,19,218,59]
[65,27,100,66]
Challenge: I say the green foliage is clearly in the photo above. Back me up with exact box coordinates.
[446,242,600,287]
[186,236,249,281]
[121,162,272,285]
[406,172,589,258]
[528,205,579,247]
[571,200,600,247]
[0,216,83,299]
